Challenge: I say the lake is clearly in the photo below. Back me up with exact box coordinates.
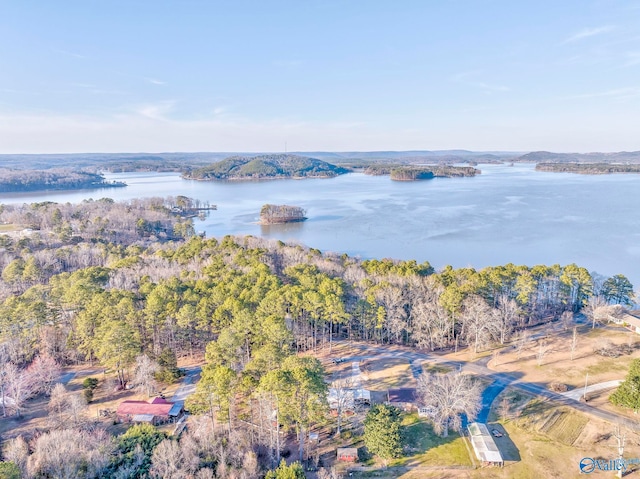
[1,163,639,287]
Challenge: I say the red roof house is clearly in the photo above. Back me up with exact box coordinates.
[116,397,182,425]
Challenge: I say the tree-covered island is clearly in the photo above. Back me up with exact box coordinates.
[183,154,348,180]
[259,204,307,224]
[363,165,480,180]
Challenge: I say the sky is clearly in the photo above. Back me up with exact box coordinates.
[1,0,640,153]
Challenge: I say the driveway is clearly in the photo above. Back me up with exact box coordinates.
[172,366,202,409]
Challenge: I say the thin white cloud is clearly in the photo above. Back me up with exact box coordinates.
[51,48,85,59]
[563,25,615,43]
[452,72,510,92]
[146,78,167,85]
[134,101,176,120]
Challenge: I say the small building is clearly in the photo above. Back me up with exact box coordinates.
[337,447,358,462]
[387,388,417,411]
[328,388,371,411]
[467,422,504,467]
[611,312,640,334]
[116,397,183,425]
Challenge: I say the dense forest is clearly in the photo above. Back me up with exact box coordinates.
[0,197,634,478]
[183,154,349,180]
[535,162,640,174]
[0,169,125,193]
[0,197,631,364]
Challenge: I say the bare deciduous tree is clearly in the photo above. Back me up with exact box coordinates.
[133,354,160,397]
[498,395,511,420]
[560,310,574,331]
[48,383,68,426]
[417,372,482,437]
[514,330,530,359]
[459,295,501,354]
[150,439,185,479]
[3,436,29,477]
[318,467,342,479]
[47,383,87,428]
[27,428,114,479]
[496,294,519,344]
[570,326,579,361]
[536,339,552,366]
[4,362,32,417]
[329,376,356,436]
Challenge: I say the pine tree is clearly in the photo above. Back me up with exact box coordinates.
[611,359,640,412]
[363,404,403,463]
[265,459,306,479]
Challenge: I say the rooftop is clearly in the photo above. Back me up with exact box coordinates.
[387,388,417,404]
[117,398,177,417]
[467,422,503,464]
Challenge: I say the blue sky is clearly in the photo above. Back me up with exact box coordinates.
[1,0,639,153]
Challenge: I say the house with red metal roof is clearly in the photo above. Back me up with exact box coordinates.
[116,397,183,425]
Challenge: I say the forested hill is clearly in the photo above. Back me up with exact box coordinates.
[0,168,125,193]
[182,154,349,180]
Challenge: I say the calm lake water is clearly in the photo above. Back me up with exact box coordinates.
[2,164,639,287]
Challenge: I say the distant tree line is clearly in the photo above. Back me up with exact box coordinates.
[535,163,640,174]
[0,168,125,193]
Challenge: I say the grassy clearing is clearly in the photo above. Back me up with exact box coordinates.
[0,224,20,232]
[585,357,629,376]
[421,362,453,374]
[393,413,472,467]
[516,400,587,445]
[363,358,414,390]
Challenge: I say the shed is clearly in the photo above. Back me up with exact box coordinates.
[337,447,358,462]
[467,422,503,466]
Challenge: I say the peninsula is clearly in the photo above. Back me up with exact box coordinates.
[183,154,348,180]
[0,168,126,193]
[259,204,307,224]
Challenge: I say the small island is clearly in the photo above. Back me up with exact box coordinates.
[535,162,640,174]
[259,204,307,224]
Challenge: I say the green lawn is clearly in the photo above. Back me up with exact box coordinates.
[391,413,472,467]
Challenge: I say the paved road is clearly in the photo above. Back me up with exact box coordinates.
[171,366,202,409]
[335,341,640,430]
[561,379,623,400]
[57,372,76,385]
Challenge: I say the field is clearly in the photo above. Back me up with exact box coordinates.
[487,323,640,390]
